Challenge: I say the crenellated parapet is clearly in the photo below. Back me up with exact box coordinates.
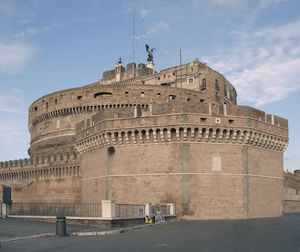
[75,113,288,155]
[27,58,240,158]
[0,164,81,185]
[0,152,78,169]
[29,84,219,126]
[0,152,80,185]
[1,57,288,218]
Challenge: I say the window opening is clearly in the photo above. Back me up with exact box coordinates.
[201,78,206,91]
[188,78,194,84]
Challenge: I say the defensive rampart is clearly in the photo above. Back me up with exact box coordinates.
[0,153,81,203]
[0,58,289,219]
[75,102,287,219]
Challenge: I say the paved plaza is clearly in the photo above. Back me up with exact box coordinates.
[1,214,300,251]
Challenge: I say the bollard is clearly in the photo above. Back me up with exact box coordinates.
[56,216,67,236]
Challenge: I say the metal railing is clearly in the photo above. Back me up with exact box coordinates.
[7,202,174,218]
[11,203,102,217]
[115,204,145,218]
[160,204,171,216]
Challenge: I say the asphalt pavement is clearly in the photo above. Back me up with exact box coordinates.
[1,214,300,252]
[0,217,111,240]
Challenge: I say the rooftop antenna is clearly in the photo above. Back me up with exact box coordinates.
[132,9,136,63]
[180,48,183,106]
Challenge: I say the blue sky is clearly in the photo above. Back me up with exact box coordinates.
[0,0,299,171]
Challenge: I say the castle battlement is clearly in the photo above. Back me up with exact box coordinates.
[75,110,288,156]
[0,58,289,218]
[0,152,78,170]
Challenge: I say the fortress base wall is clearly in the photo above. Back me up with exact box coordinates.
[283,200,300,213]
[247,147,284,218]
[80,142,284,219]
[1,176,81,204]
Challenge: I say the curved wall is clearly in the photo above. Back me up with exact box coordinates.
[76,111,287,218]
[0,59,288,218]
[28,61,237,157]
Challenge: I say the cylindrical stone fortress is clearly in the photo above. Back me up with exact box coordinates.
[0,58,288,219]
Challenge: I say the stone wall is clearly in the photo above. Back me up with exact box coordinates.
[283,200,300,213]
[79,139,284,219]
[283,171,300,213]
[0,153,81,203]
[0,59,289,219]
[77,108,287,219]
[27,58,238,158]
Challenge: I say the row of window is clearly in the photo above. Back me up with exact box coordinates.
[188,78,227,97]
[33,81,232,112]
[157,72,177,80]
[157,66,196,81]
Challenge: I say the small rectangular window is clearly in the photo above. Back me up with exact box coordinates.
[141,92,145,98]
[77,96,82,100]
[136,106,142,117]
[188,78,194,84]
[56,120,60,129]
[215,79,219,91]
[201,78,206,91]
[212,153,221,171]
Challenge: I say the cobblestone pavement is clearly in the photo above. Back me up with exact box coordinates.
[1,214,300,252]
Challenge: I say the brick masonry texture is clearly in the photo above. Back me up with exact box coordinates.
[0,58,289,219]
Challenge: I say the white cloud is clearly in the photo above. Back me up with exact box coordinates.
[0,88,28,160]
[140,9,150,18]
[210,0,248,7]
[145,22,169,37]
[0,0,33,25]
[0,88,26,113]
[253,19,300,40]
[202,18,300,107]
[13,15,100,39]
[136,22,169,39]
[0,41,37,75]
[14,27,38,38]
[0,123,24,144]
[0,119,29,160]
[245,0,289,23]
[230,57,300,106]
[257,0,288,9]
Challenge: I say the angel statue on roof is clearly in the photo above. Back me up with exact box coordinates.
[145,44,155,62]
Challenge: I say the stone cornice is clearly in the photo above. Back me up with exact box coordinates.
[76,115,288,155]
